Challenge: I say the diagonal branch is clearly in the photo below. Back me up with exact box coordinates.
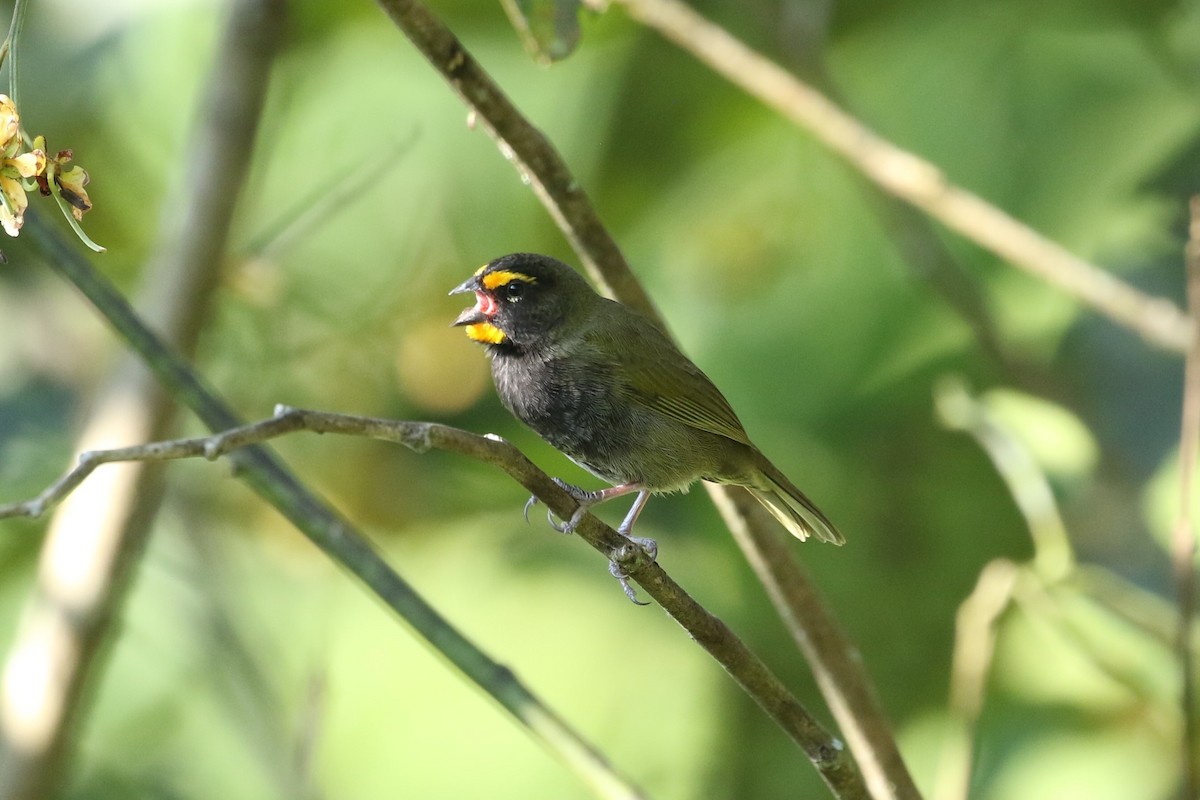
[2,406,867,799]
[374,0,653,316]
[373,1,919,798]
[608,0,1192,355]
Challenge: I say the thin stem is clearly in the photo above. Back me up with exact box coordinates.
[709,487,921,800]
[49,189,104,252]
[931,560,1018,800]
[934,378,1074,582]
[0,0,29,101]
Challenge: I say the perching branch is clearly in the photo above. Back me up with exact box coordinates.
[607,0,1192,355]
[1,406,867,800]
[372,2,916,797]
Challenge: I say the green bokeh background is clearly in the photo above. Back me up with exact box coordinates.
[1,0,1198,797]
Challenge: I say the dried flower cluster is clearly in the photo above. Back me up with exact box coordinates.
[0,94,91,237]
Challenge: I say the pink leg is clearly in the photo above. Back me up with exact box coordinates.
[553,480,644,534]
[617,489,651,538]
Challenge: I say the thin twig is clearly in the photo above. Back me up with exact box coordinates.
[709,488,920,800]
[931,560,1018,800]
[371,2,914,797]
[1,407,866,799]
[1173,196,1200,798]
[0,0,30,103]
[933,375,1187,794]
[608,0,1192,355]
[934,378,1074,582]
[931,379,1075,799]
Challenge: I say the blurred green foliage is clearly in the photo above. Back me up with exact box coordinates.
[1,0,1199,797]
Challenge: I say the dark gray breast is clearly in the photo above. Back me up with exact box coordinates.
[490,348,638,483]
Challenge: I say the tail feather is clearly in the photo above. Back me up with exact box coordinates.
[747,456,845,545]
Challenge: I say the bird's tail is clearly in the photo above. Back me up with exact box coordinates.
[747,455,845,545]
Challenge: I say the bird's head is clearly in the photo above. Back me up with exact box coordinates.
[450,253,595,349]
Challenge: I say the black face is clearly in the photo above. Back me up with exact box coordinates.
[451,254,595,349]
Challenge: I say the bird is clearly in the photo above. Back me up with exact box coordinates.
[450,253,844,554]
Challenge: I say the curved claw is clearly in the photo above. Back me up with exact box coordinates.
[523,495,540,524]
[609,560,650,606]
[548,506,589,535]
[547,507,570,534]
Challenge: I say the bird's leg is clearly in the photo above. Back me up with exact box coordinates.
[609,489,657,606]
[545,479,644,535]
[615,490,656,556]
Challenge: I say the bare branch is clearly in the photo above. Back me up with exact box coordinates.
[2,250,650,800]
[2,406,866,799]
[709,487,920,800]
[608,0,1192,355]
[20,188,652,800]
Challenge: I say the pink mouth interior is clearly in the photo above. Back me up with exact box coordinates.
[475,291,497,317]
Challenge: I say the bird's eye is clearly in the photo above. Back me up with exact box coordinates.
[505,281,525,301]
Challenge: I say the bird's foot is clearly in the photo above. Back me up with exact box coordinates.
[544,478,605,534]
[522,481,601,534]
[619,531,658,562]
[608,535,658,606]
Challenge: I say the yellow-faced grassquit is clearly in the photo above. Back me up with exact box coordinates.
[451,253,844,551]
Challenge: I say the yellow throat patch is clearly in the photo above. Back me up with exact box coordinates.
[465,322,507,344]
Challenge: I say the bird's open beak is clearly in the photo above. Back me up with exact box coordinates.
[453,304,487,327]
[449,275,479,297]
[450,275,493,327]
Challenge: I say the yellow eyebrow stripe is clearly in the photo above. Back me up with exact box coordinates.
[481,270,537,291]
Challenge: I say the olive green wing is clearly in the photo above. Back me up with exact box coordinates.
[587,305,752,446]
